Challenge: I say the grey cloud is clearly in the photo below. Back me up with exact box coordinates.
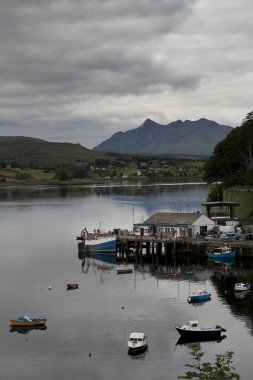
[0,0,252,148]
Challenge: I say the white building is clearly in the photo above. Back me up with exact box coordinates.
[134,212,215,238]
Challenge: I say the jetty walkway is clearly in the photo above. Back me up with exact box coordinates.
[116,234,253,263]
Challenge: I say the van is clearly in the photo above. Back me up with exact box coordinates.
[224,233,236,241]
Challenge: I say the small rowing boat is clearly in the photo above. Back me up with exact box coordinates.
[9,315,47,327]
[67,283,79,290]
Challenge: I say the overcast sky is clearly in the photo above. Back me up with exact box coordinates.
[0,0,252,148]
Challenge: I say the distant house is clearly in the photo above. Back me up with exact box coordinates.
[133,212,215,238]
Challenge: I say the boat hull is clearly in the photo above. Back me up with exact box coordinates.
[188,294,211,303]
[9,318,47,327]
[85,238,116,253]
[128,344,148,356]
[176,327,222,340]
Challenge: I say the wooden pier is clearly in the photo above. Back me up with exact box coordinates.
[116,234,253,264]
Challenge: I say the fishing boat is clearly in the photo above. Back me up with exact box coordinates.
[207,245,235,259]
[234,282,251,292]
[9,315,47,327]
[187,289,211,303]
[77,227,116,253]
[127,332,148,356]
[176,320,226,340]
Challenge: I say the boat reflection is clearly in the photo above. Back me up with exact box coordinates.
[234,289,251,299]
[9,325,47,334]
[128,349,149,360]
[208,257,235,266]
[188,299,211,307]
[176,334,226,347]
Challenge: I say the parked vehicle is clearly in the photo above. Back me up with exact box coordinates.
[224,233,237,241]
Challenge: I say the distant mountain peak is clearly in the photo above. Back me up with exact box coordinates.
[94,118,233,156]
[140,118,159,128]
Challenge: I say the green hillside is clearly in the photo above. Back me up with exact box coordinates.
[0,137,106,167]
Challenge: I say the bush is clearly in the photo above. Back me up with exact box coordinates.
[178,346,240,380]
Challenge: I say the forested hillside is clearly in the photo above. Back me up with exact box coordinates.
[204,111,253,186]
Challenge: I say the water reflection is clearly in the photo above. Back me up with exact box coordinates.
[9,325,47,334]
[0,183,208,204]
[176,334,226,346]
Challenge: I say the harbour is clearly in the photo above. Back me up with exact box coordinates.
[1,183,253,379]
[78,233,253,264]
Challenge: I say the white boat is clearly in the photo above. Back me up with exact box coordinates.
[176,320,226,340]
[127,332,148,356]
[234,282,251,292]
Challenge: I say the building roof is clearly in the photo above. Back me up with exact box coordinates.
[144,212,203,226]
[202,201,240,206]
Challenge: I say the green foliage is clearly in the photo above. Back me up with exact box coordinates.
[204,111,253,185]
[178,346,240,380]
[15,172,32,180]
[207,184,223,202]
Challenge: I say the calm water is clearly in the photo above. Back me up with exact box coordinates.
[0,183,252,379]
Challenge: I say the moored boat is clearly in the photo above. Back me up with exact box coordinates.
[234,282,251,292]
[207,245,235,259]
[127,332,148,356]
[187,289,211,303]
[9,315,47,327]
[77,227,116,253]
[176,320,226,340]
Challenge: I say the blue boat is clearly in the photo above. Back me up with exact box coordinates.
[207,246,235,259]
[176,320,226,340]
[187,289,211,303]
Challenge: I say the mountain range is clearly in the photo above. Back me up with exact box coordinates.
[94,118,233,157]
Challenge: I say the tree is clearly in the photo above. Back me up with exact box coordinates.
[178,346,240,380]
[204,111,253,185]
